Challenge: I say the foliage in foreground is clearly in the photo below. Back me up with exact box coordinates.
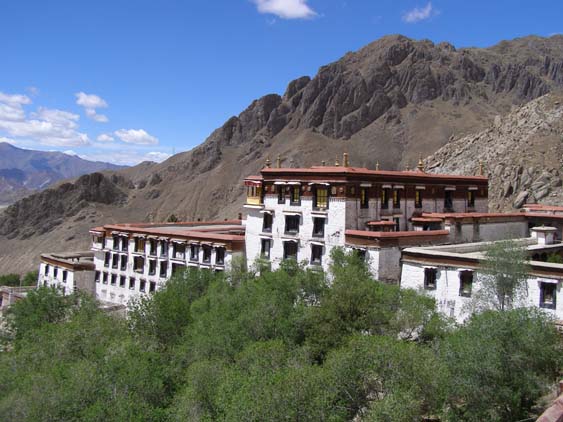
[0,250,561,422]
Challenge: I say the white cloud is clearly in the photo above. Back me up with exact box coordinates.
[80,150,171,166]
[63,149,78,156]
[26,86,40,96]
[0,92,89,147]
[114,128,159,145]
[75,92,109,123]
[252,0,316,19]
[96,133,114,142]
[402,2,433,23]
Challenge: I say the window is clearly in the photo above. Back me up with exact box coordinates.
[246,185,262,205]
[112,254,119,269]
[312,218,325,237]
[394,217,400,232]
[540,282,557,309]
[261,239,271,259]
[95,271,100,283]
[313,187,329,209]
[103,272,108,284]
[159,261,168,277]
[121,237,128,252]
[311,244,323,265]
[360,187,369,208]
[262,213,273,232]
[172,263,185,275]
[459,271,473,297]
[135,238,145,253]
[202,245,212,263]
[190,244,199,261]
[111,274,117,286]
[149,239,157,256]
[285,215,300,234]
[290,185,301,205]
[139,279,146,292]
[113,235,119,250]
[148,260,156,275]
[381,188,390,209]
[355,249,367,261]
[160,241,168,257]
[174,243,186,260]
[467,190,476,208]
[277,185,285,204]
[44,264,50,275]
[62,271,68,283]
[415,190,423,208]
[54,267,58,278]
[104,252,110,267]
[134,256,145,273]
[128,278,135,290]
[216,247,225,265]
[149,281,156,293]
[119,276,126,288]
[424,268,437,290]
[393,189,401,208]
[444,190,453,210]
[120,255,128,271]
[283,241,298,261]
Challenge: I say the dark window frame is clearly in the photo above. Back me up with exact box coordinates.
[424,268,437,290]
[360,187,369,209]
[459,270,473,297]
[313,186,329,210]
[467,190,476,208]
[311,244,323,265]
[262,213,273,232]
[445,190,454,210]
[312,217,325,237]
[393,189,401,209]
[261,238,271,259]
[283,241,298,261]
[415,189,423,209]
[285,215,300,235]
[277,185,285,204]
[381,188,390,209]
[540,282,557,309]
[202,245,212,263]
[290,185,301,206]
[216,247,225,265]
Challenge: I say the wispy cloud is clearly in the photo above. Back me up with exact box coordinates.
[252,0,317,19]
[96,133,114,142]
[402,2,434,23]
[81,150,171,166]
[114,128,159,145]
[75,92,109,123]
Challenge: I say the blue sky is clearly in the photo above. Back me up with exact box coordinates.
[0,0,561,165]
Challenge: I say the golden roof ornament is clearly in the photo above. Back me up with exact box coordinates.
[343,152,350,167]
[265,157,271,168]
[417,156,425,172]
[276,155,281,168]
[375,161,380,171]
[335,156,340,167]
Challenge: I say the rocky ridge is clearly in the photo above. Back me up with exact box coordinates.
[426,93,563,210]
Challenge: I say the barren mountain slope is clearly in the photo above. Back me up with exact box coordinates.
[2,34,563,274]
[426,93,563,211]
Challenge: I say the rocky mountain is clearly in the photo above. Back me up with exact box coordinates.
[0,143,124,205]
[426,93,563,211]
[2,34,563,274]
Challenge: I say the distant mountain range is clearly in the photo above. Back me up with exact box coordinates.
[2,34,563,274]
[0,143,124,205]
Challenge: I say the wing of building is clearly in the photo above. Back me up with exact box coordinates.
[33,154,563,322]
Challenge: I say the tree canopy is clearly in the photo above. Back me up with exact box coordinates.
[0,248,561,421]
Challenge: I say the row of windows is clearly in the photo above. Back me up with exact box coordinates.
[95,271,157,293]
[260,239,323,265]
[43,264,68,283]
[263,214,325,237]
[104,246,225,269]
[423,268,557,309]
[273,186,476,210]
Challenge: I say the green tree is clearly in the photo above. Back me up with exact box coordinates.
[22,270,39,286]
[473,239,531,312]
[439,308,562,422]
[0,273,20,287]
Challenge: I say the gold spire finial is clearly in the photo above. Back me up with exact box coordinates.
[417,156,425,172]
[479,160,484,176]
[343,152,349,167]
[335,156,340,167]
[265,157,271,168]
[276,155,281,168]
[375,161,380,171]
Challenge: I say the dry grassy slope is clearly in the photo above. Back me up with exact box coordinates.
[426,93,563,211]
[2,34,563,274]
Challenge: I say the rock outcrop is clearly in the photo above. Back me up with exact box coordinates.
[426,94,563,211]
